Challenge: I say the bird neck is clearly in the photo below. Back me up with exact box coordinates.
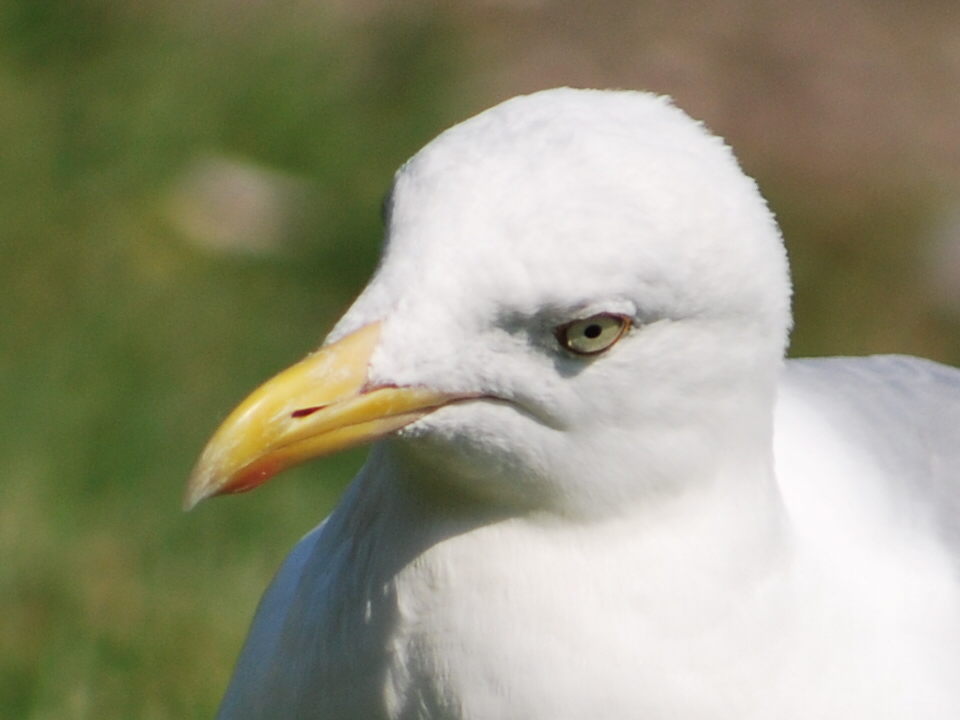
[329,443,795,720]
[367,434,789,587]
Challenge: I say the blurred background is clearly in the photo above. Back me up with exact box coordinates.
[3,0,960,717]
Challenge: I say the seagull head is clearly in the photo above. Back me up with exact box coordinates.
[185,88,791,517]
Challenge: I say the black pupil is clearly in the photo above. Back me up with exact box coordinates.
[584,323,603,339]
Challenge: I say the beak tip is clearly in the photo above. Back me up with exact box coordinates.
[182,472,216,511]
[183,453,286,511]
[183,451,230,511]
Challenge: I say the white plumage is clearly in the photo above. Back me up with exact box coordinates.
[192,88,960,719]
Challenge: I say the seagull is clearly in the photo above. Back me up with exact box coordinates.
[185,88,960,720]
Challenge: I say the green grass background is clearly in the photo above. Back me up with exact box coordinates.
[2,1,959,718]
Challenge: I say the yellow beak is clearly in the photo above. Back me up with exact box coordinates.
[183,322,456,510]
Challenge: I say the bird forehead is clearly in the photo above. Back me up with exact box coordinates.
[382,89,769,295]
[330,89,790,350]
[379,174,729,333]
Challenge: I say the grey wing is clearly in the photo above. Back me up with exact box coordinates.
[780,355,960,561]
[214,459,398,720]
[215,519,329,720]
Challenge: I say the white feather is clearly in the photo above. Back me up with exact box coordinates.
[215,88,960,720]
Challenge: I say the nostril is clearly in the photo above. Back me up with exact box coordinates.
[291,406,324,419]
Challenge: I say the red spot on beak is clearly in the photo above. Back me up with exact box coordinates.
[291,406,324,419]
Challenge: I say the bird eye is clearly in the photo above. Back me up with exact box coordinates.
[557,314,631,355]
